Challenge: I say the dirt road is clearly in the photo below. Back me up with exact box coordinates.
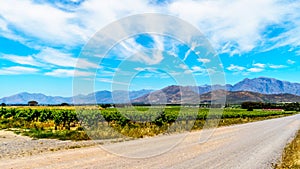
[1,114,299,169]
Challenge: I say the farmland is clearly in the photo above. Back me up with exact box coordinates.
[0,105,297,140]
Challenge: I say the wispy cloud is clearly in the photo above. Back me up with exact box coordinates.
[183,42,197,61]
[247,67,264,73]
[264,2,300,53]
[0,66,39,75]
[0,17,8,32]
[0,0,95,48]
[253,63,265,68]
[198,58,211,63]
[178,64,188,70]
[2,47,98,70]
[227,62,289,74]
[134,67,145,71]
[115,35,164,65]
[168,0,300,55]
[0,0,299,56]
[97,78,129,85]
[134,67,159,72]
[135,72,170,79]
[45,69,93,77]
[227,64,246,71]
[0,0,299,80]
[227,64,264,74]
[269,64,287,69]
[37,48,98,69]
[190,66,208,76]
[0,0,157,49]
[1,54,44,67]
[287,59,295,65]
[175,64,208,75]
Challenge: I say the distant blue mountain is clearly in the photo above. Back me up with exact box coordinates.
[231,77,300,95]
[194,77,300,95]
[0,90,153,104]
[1,77,300,104]
[0,92,72,104]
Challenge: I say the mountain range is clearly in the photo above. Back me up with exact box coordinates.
[0,90,154,105]
[1,77,300,104]
[133,87,300,104]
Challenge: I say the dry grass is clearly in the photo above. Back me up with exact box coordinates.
[276,129,300,169]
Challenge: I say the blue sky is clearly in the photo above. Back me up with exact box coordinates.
[0,0,300,98]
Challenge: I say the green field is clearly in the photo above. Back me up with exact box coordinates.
[0,106,297,140]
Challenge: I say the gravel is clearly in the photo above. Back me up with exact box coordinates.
[0,130,113,159]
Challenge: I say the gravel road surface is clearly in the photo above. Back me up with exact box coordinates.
[0,130,115,159]
[0,114,299,169]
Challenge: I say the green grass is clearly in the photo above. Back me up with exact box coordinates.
[20,129,90,141]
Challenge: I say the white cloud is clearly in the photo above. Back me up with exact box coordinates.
[152,35,165,50]
[191,66,205,73]
[180,65,207,75]
[0,0,86,47]
[2,54,43,67]
[226,63,288,74]
[178,64,188,70]
[184,70,192,74]
[0,0,299,63]
[198,58,211,63]
[45,69,93,77]
[269,64,287,69]
[247,67,264,73]
[169,71,181,76]
[76,58,99,69]
[133,67,159,72]
[97,78,129,85]
[2,48,98,69]
[0,0,160,48]
[37,48,80,68]
[117,38,142,58]
[134,67,145,71]
[166,41,180,57]
[0,18,8,32]
[96,70,116,77]
[116,35,164,65]
[0,66,39,75]
[183,42,197,61]
[287,59,295,65]
[207,68,217,74]
[265,2,300,52]
[227,64,246,71]
[135,72,170,79]
[253,63,265,68]
[168,0,300,55]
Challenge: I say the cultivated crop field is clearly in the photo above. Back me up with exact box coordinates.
[0,105,297,140]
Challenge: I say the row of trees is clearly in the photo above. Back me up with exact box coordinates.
[241,102,300,111]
